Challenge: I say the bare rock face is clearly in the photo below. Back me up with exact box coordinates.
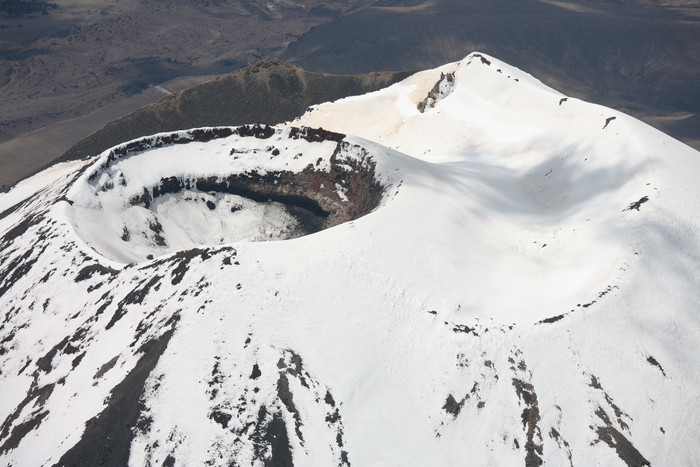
[417,72,456,113]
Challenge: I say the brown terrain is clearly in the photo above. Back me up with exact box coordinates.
[55,59,412,164]
[1,0,699,190]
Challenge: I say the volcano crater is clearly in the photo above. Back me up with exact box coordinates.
[64,125,386,263]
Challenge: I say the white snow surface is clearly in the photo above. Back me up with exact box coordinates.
[0,52,698,466]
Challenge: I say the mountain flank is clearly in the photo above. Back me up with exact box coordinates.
[53,60,412,165]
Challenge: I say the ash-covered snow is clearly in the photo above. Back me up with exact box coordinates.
[1,52,699,466]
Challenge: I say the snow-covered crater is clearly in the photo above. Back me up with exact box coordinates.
[64,125,388,263]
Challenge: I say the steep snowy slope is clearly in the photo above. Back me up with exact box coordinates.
[0,53,699,466]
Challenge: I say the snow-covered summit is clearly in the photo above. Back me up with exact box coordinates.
[0,52,699,466]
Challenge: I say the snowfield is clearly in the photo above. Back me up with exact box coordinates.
[0,52,698,466]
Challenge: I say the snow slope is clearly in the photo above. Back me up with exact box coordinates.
[0,52,699,466]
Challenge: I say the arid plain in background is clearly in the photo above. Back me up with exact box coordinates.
[1,0,698,189]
